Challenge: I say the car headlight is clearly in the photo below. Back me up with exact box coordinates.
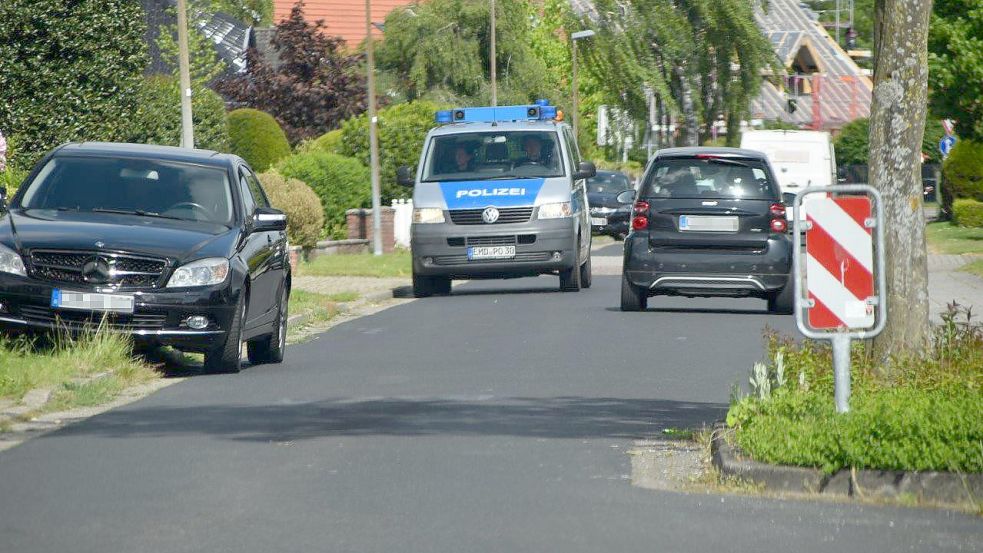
[413,208,445,224]
[166,257,230,288]
[0,243,26,277]
[538,202,572,219]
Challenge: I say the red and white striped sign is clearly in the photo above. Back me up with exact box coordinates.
[805,196,875,330]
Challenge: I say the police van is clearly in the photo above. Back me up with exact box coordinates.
[397,100,596,297]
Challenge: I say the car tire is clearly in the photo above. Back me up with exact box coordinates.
[559,250,582,292]
[768,276,795,315]
[580,253,592,289]
[247,285,288,365]
[620,273,647,311]
[203,293,245,374]
[433,276,452,295]
[413,271,435,298]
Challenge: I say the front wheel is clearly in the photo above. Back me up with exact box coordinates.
[580,253,592,289]
[559,252,582,292]
[247,285,288,365]
[204,293,245,374]
[413,271,435,298]
[620,274,647,311]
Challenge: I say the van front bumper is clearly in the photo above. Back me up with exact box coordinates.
[411,217,578,278]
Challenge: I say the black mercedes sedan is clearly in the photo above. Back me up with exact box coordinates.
[587,170,634,239]
[0,142,289,373]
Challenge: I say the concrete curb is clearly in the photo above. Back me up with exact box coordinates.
[711,425,983,504]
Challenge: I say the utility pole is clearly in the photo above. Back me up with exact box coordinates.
[490,0,497,106]
[835,0,841,45]
[365,0,382,255]
[176,0,194,149]
[570,30,595,142]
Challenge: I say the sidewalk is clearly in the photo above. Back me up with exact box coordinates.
[928,254,983,321]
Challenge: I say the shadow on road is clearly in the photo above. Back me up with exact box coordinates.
[57,396,726,442]
[603,306,771,316]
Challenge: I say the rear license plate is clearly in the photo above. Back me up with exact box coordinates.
[678,215,739,232]
[591,217,608,226]
[51,289,135,314]
[467,246,516,260]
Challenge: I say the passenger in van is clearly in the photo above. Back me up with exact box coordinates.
[453,142,478,172]
[517,135,554,168]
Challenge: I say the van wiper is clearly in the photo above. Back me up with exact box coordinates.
[695,156,753,168]
[91,207,183,220]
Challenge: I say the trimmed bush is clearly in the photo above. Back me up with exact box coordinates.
[943,139,983,201]
[337,101,445,201]
[258,172,324,248]
[952,199,983,228]
[126,75,230,152]
[307,129,344,154]
[275,152,371,239]
[228,109,291,172]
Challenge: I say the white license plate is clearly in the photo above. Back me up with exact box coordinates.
[467,246,516,260]
[678,215,739,232]
[50,289,135,314]
[591,217,608,226]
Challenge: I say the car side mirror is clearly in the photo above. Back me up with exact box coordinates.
[252,207,287,232]
[616,190,635,204]
[574,161,596,180]
[397,166,415,187]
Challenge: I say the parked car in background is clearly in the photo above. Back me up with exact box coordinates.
[587,170,634,239]
[0,142,290,373]
[620,147,794,313]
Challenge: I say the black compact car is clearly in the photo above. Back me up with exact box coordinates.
[620,147,793,313]
[0,142,290,373]
[587,170,634,238]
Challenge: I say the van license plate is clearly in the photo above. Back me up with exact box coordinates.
[591,217,607,226]
[678,215,739,232]
[51,289,135,314]
[467,246,515,260]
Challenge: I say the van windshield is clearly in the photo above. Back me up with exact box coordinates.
[422,131,565,182]
[639,157,777,200]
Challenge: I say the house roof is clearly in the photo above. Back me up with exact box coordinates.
[142,0,252,75]
[272,0,413,46]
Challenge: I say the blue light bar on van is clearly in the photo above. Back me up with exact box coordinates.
[434,100,558,124]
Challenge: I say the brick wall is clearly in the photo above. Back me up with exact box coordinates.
[346,207,396,253]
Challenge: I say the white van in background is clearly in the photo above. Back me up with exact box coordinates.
[740,130,836,229]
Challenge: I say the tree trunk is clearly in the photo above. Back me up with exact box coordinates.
[674,63,699,147]
[869,0,933,356]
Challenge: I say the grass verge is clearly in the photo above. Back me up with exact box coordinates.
[288,289,340,325]
[961,259,983,279]
[297,251,412,278]
[926,222,983,255]
[727,305,982,475]
[0,328,157,411]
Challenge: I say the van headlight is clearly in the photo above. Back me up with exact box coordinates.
[0,243,26,277]
[537,202,572,219]
[413,208,445,224]
[166,257,229,288]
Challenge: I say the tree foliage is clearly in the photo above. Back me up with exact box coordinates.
[156,0,229,86]
[275,152,371,239]
[0,0,149,166]
[943,140,983,202]
[217,3,366,144]
[928,0,983,141]
[227,109,291,171]
[835,117,945,165]
[126,75,230,152]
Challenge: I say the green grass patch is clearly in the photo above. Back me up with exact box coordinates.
[0,328,157,409]
[326,291,360,302]
[727,307,983,474]
[926,222,983,255]
[961,259,983,279]
[288,289,339,325]
[297,251,412,278]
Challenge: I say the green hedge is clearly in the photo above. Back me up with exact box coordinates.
[126,75,230,152]
[0,0,149,167]
[337,101,444,201]
[258,172,324,248]
[943,140,983,201]
[275,152,371,239]
[953,199,983,228]
[304,129,344,155]
[228,109,291,171]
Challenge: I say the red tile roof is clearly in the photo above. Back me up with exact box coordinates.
[273,0,413,46]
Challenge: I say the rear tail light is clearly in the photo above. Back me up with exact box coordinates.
[631,200,650,231]
[633,200,649,214]
[769,202,786,218]
[770,218,788,233]
[769,202,787,233]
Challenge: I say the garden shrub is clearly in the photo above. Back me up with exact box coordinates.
[227,109,291,172]
[0,0,149,167]
[337,101,445,201]
[275,152,371,239]
[126,75,230,152]
[258,172,324,249]
[306,129,344,155]
[943,140,983,201]
[952,199,983,228]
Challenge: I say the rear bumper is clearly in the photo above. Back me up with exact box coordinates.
[411,217,578,278]
[622,233,792,297]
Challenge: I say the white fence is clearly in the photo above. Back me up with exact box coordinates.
[392,199,413,249]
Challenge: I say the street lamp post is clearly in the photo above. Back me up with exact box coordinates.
[570,30,595,141]
[365,0,382,256]
[490,0,497,107]
[176,0,194,148]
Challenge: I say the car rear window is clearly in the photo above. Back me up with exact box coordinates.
[639,157,777,200]
[587,173,631,194]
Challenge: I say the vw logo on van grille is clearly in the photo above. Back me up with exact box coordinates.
[481,206,500,224]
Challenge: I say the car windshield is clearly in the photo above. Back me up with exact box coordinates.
[422,131,565,182]
[640,157,776,200]
[587,173,631,194]
[16,156,234,225]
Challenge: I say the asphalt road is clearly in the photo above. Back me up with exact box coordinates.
[0,250,980,552]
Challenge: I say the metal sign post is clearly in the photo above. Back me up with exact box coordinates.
[792,185,887,413]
